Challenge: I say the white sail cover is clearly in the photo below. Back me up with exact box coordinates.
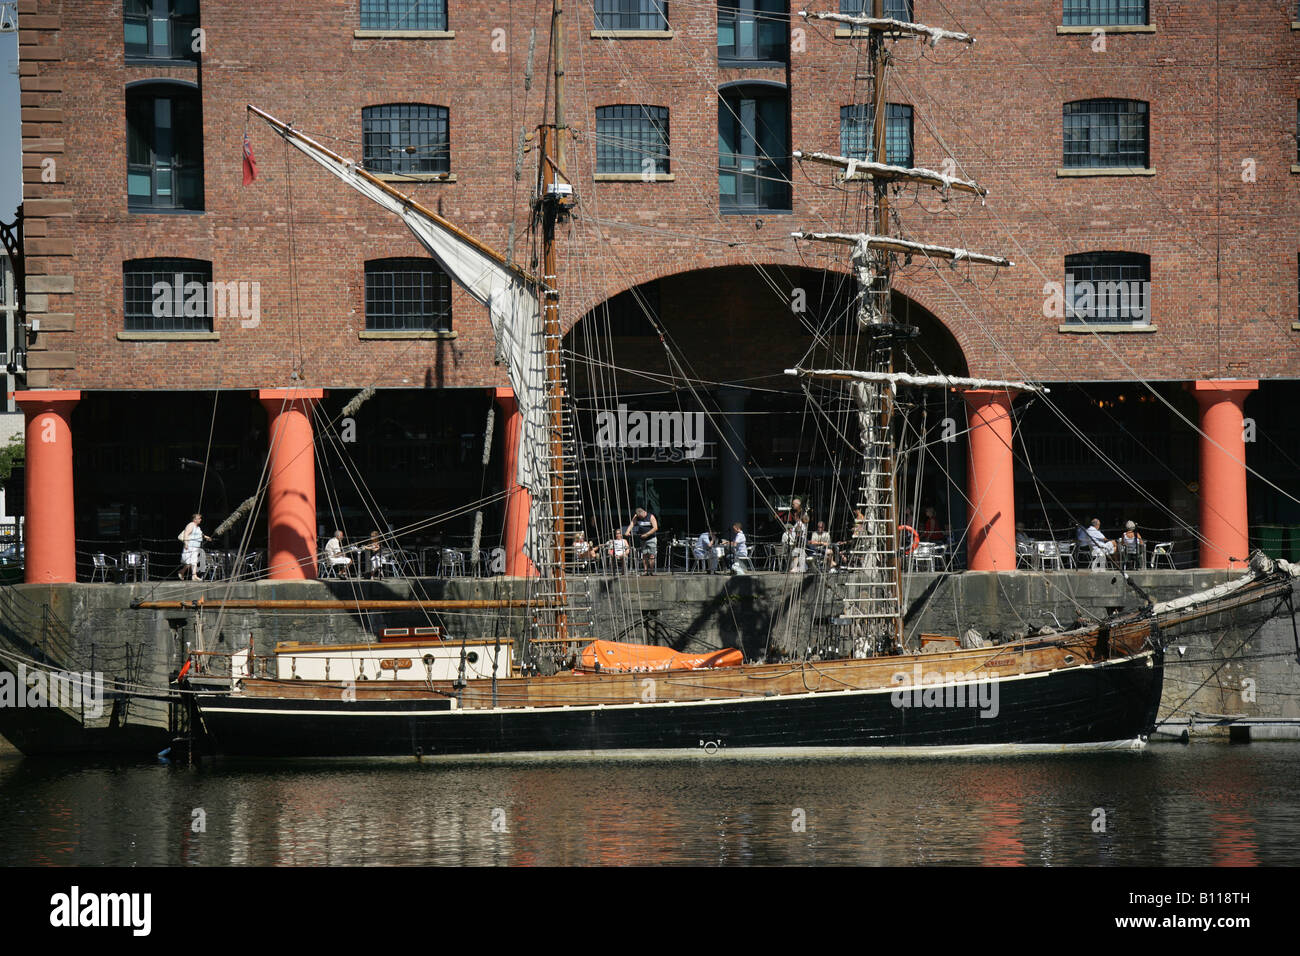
[260,113,549,560]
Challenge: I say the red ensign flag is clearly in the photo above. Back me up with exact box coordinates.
[242,132,258,185]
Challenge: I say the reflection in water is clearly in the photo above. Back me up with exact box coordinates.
[0,745,1298,866]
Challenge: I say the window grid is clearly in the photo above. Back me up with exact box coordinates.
[359,0,447,30]
[594,0,668,30]
[596,106,670,175]
[365,258,452,332]
[124,0,200,62]
[362,104,450,175]
[124,258,213,332]
[1064,252,1150,325]
[719,88,792,212]
[1063,99,1149,168]
[839,0,912,20]
[1062,0,1148,26]
[841,103,913,167]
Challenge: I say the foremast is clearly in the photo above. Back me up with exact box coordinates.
[793,1,1007,656]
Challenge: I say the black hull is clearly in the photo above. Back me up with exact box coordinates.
[194,651,1164,758]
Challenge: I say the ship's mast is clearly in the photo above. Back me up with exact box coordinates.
[531,0,583,656]
[795,3,996,656]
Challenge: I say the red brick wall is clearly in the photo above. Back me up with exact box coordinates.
[18,0,1300,389]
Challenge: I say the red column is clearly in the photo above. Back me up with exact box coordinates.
[1189,380,1257,570]
[493,387,538,578]
[257,388,324,580]
[964,389,1018,572]
[14,390,80,584]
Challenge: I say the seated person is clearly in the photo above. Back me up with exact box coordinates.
[693,530,719,572]
[1015,522,1034,549]
[810,521,833,569]
[1119,520,1144,567]
[921,506,944,543]
[572,531,596,569]
[1085,518,1115,569]
[607,529,629,572]
[361,531,384,577]
[781,522,807,573]
[324,530,352,576]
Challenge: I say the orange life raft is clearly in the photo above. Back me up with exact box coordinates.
[575,640,743,674]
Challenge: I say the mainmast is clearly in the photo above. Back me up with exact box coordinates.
[794,2,1005,656]
[529,0,586,658]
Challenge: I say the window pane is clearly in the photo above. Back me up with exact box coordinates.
[1063,99,1148,168]
[126,86,205,211]
[719,87,790,211]
[839,0,912,19]
[718,0,787,64]
[359,0,448,30]
[363,104,450,175]
[124,0,199,61]
[840,103,911,165]
[1064,252,1150,324]
[1062,1,1147,27]
[596,105,670,175]
[594,0,667,31]
[365,258,453,331]
[123,258,213,332]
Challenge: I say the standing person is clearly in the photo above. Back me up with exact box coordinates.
[177,513,210,581]
[730,522,752,575]
[1085,518,1115,570]
[361,531,384,578]
[921,506,943,543]
[627,507,659,575]
[693,529,718,573]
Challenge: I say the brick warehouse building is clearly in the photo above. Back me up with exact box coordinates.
[8,0,1300,584]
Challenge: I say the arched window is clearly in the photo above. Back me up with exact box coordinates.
[1064,252,1150,325]
[365,258,452,332]
[1063,99,1149,168]
[126,81,204,211]
[124,258,213,332]
[362,104,450,176]
[719,83,790,212]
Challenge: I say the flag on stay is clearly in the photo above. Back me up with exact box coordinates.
[242,132,258,185]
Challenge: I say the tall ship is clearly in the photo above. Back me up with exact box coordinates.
[2,2,1297,758]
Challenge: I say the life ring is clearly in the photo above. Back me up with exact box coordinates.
[898,525,920,554]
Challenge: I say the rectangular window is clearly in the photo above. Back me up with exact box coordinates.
[719,88,791,212]
[594,0,668,31]
[839,0,912,19]
[360,0,447,31]
[718,1,788,65]
[124,258,213,332]
[127,86,204,211]
[124,0,200,62]
[1062,1,1147,26]
[363,104,450,175]
[840,103,913,167]
[596,106,670,175]
[1064,252,1150,325]
[365,258,452,332]
[1063,99,1148,168]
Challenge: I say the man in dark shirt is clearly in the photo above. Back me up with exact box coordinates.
[627,507,659,574]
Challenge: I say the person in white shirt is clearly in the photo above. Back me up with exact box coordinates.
[693,530,718,573]
[177,513,210,581]
[730,523,752,575]
[810,521,833,569]
[781,523,807,573]
[1085,518,1114,569]
[607,529,629,573]
[324,530,352,577]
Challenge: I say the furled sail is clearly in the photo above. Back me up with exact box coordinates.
[247,106,549,558]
